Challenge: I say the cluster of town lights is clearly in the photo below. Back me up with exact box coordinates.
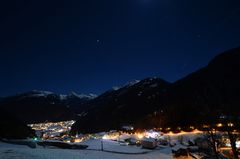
[28,120,76,140]
[102,129,203,141]
[216,122,234,127]
[166,129,202,136]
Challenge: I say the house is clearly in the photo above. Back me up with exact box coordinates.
[121,125,134,131]
[141,137,157,149]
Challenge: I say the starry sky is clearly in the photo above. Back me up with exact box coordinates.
[0,0,240,96]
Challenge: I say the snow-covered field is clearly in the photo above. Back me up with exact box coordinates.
[0,140,173,159]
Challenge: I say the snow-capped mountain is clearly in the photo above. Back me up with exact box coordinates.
[109,80,140,92]
[15,90,97,101]
[0,91,97,124]
[72,47,240,133]
[67,91,97,100]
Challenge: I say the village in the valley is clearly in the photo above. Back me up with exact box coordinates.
[0,119,237,159]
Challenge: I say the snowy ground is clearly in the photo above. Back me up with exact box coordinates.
[0,140,173,159]
[82,139,152,153]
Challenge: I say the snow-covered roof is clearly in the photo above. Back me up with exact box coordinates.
[142,137,156,142]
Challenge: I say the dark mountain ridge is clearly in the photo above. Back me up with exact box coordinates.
[164,47,240,127]
[71,47,240,133]
[71,77,170,133]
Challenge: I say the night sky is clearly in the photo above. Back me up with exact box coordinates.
[1,0,240,96]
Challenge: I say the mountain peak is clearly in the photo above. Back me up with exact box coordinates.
[31,90,54,95]
[68,91,97,99]
[17,90,54,98]
[107,80,140,92]
[124,79,140,87]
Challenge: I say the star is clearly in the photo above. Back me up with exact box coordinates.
[196,34,201,38]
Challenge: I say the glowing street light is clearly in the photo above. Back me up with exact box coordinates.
[216,123,223,127]
[228,123,234,127]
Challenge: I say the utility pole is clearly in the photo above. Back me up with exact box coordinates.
[101,140,103,151]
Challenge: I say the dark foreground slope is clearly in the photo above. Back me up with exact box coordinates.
[0,108,35,139]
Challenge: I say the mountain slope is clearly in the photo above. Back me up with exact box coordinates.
[72,47,240,133]
[164,47,240,127]
[71,78,171,133]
